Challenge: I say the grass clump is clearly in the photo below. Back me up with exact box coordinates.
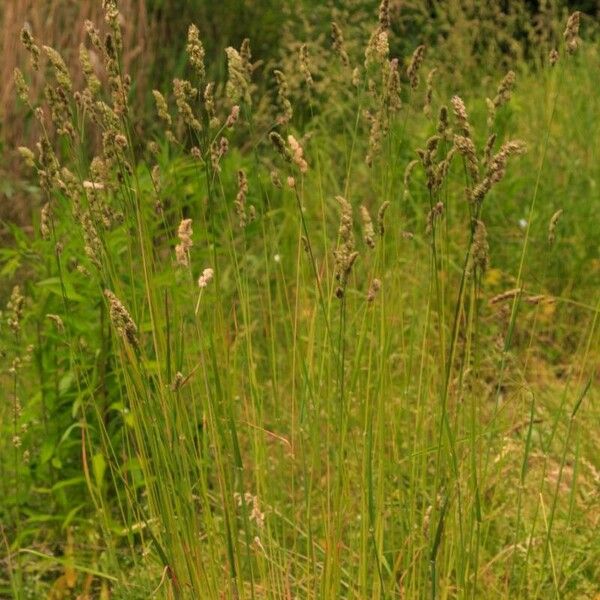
[1,2,599,598]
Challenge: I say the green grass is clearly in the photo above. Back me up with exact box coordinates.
[1,2,599,598]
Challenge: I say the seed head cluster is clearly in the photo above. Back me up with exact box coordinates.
[175,219,193,267]
[333,196,358,299]
[104,290,139,349]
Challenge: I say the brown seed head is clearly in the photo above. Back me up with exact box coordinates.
[451,95,471,138]
[104,290,139,349]
[367,278,382,303]
[331,22,350,66]
[299,44,314,87]
[563,11,581,54]
[407,45,426,89]
[377,201,390,236]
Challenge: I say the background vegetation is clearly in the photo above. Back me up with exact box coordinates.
[1,0,599,598]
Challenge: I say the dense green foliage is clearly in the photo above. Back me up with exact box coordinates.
[1,1,599,598]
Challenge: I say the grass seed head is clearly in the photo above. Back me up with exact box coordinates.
[240,38,253,74]
[424,68,437,116]
[198,267,214,289]
[79,44,101,97]
[269,132,292,162]
[226,46,252,105]
[407,45,426,89]
[451,95,471,138]
[548,209,564,244]
[426,201,444,234]
[489,288,521,305]
[360,205,376,249]
[299,44,314,87]
[334,196,357,298]
[365,29,389,69]
[471,140,525,204]
[7,286,25,335]
[46,314,64,332]
[175,219,193,266]
[378,0,390,30]
[331,22,350,67]
[235,170,252,227]
[377,201,390,236]
[453,135,479,182]
[173,79,201,131]
[81,211,103,268]
[404,159,419,189]
[104,290,139,349]
[487,70,516,126]
[187,24,206,80]
[365,109,387,166]
[84,20,103,53]
[483,133,497,168]
[367,278,382,303]
[45,85,75,139]
[13,69,30,104]
[204,83,217,125]
[274,70,293,125]
[270,170,282,188]
[437,105,449,136]
[564,12,581,54]
[488,140,526,184]
[40,202,52,239]
[386,59,402,112]
[433,147,456,191]
[20,27,40,70]
[102,0,123,53]
[152,90,172,127]
[43,46,73,93]
[287,135,308,173]
[226,104,240,128]
[18,146,36,169]
[472,220,490,273]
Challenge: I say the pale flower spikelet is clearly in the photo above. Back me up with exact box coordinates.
[175,218,193,266]
[198,268,214,288]
[287,135,308,173]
